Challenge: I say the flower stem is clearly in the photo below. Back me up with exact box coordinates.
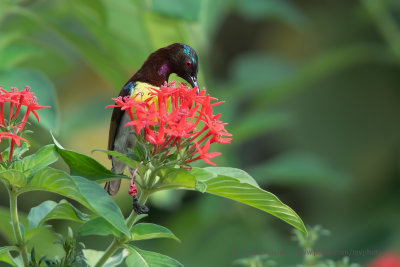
[9,191,29,265]
[94,190,149,267]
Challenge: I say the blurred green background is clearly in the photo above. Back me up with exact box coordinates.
[1,0,400,266]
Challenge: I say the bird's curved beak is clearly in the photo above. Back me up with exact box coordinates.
[188,75,200,94]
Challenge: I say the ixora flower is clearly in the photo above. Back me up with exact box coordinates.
[366,252,400,267]
[0,86,50,162]
[107,82,232,167]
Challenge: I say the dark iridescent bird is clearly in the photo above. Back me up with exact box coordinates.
[105,43,199,214]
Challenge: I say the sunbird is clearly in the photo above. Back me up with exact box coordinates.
[105,43,199,214]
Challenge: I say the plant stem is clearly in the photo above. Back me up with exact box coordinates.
[126,190,149,229]
[9,190,29,265]
[94,190,149,267]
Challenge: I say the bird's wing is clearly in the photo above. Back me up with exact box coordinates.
[107,82,134,158]
[107,81,156,159]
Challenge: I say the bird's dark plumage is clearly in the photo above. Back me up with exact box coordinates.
[105,43,199,202]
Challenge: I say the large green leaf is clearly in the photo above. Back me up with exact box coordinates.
[21,167,129,236]
[78,217,120,237]
[21,167,87,204]
[0,170,27,188]
[131,223,180,242]
[52,135,126,182]
[125,245,183,267]
[204,167,259,187]
[0,68,59,132]
[11,144,58,178]
[27,199,89,229]
[156,167,307,234]
[71,175,130,236]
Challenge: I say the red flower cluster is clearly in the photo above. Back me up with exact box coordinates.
[0,86,50,162]
[107,82,232,166]
[367,252,400,267]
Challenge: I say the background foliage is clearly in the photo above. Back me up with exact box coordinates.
[1,0,400,266]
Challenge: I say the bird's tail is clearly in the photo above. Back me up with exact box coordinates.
[104,179,121,195]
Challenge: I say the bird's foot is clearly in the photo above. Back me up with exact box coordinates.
[132,195,149,214]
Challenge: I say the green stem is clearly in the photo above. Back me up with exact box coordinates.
[146,166,160,189]
[93,239,121,267]
[9,191,29,265]
[94,190,149,267]
[126,191,149,229]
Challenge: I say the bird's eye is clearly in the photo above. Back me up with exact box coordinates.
[185,60,192,67]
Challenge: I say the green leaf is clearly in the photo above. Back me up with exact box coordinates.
[71,176,130,236]
[24,226,50,241]
[21,167,87,204]
[156,167,307,234]
[131,223,180,242]
[0,170,26,188]
[21,167,129,236]
[52,134,127,182]
[126,245,183,267]
[0,68,59,132]
[133,214,148,224]
[92,149,140,169]
[11,144,58,178]
[78,217,120,237]
[83,248,126,267]
[0,246,19,267]
[27,199,89,229]
[0,246,18,254]
[0,252,15,266]
[204,167,259,187]
[158,168,197,190]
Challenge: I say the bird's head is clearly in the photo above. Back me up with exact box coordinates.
[132,43,200,91]
[167,43,199,91]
